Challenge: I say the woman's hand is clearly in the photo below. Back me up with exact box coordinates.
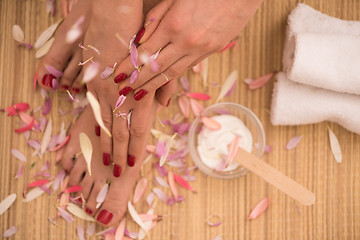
[114,0,263,101]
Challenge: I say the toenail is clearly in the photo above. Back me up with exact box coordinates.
[127,155,136,167]
[134,27,145,44]
[42,74,56,88]
[85,207,93,215]
[60,85,69,90]
[95,125,100,136]
[114,73,127,83]
[97,209,113,224]
[113,164,122,177]
[71,87,80,93]
[77,198,83,204]
[118,86,133,96]
[103,153,111,166]
[134,90,148,101]
[166,98,171,107]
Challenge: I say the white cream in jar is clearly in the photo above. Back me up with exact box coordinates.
[197,115,253,171]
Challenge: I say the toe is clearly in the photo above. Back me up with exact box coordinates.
[79,173,94,200]
[70,69,85,94]
[84,179,108,216]
[68,157,87,186]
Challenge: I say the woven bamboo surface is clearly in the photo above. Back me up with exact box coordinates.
[1,0,359,239]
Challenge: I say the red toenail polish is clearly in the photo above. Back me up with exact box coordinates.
[77,198,83,204]
[166,98,171,107]
[113,164,122,177]
[42,74,56,88]
[95,125,100,136]
[60,85,69,90]
[134,27,145,44]
[114,73,127,83]
[85,207,93,215]
[71,87,80,93]
[134,90,148,101]
[127,155,136,167]
[118,86,133,96]
[97,210,113,224]
[103,153,111,166]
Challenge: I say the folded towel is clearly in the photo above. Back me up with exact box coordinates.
[283,4,360,94]
[271,72,360,134]
[287,33,360,95]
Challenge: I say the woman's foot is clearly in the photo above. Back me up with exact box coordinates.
[61,102,157,226]
[36,0,91,94]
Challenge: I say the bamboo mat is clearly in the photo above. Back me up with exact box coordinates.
[1,0,360,239]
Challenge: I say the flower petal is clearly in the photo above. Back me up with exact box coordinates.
[248,197,270,220]
[83,61,100,83]
[226,135,240,167]
[79,132,93,176]
[23,182,52,202]
[133,177,148,204]
[101,66,114,79]
[155,176,169,188]
[2,226,18,238]
[178,95,190,118]
[11,148,27,162]
[35,37,54,59]
[127,201,146,229]
[14,117,34,133]
[328,128,342,163]
[152,187,168,202]
[0,193,16,216]
[130,43,139,68]
[168,171,178,199]
[77,226,85,240]
[115,218,126,240]
[86,92,112,137]
[201,117,221,130]
[66,203,96,222]
[248,72,274,90]
[41,118,52,154]
[12,25,24,42]
[65,185,82,193]
[286,135,303,150]
[216,70,238,102]
[96,183,109,208]
[34,20,62,49]
[42,97,52,115]
[45,64,63,78]
[86,223,96,236]
[173,174,194,192]
[114,95,126,110]
[187,92,211,101]
[159,133,177,166]
[179,76,190,92]
[129,70,138,84]
[57,207,74,223]
[189,99,204,117]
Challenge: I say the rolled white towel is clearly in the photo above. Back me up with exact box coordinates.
[287,33,360,95]
[271,72,360,134]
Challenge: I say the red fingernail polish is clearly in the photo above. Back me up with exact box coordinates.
[166,98,171,107]
[60,85,69,90]
[97,209,113,224]
[119,86,133,96]
[113,164,122,177]
[71,87,80,93]
[95,125,100,136]
[85,207,93,215]
[114,73,127,83]
[42,74,56,88]
[127,155,135,167]
[162,81,170,87]
[134,27,145,44]
[134,90,148,101]
[103,153,111,166]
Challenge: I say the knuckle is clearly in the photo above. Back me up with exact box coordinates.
[113,127,129,141]
[167,67,182,78]
[168,16,185,33]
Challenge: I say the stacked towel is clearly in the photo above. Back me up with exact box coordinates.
[271,4,360,134]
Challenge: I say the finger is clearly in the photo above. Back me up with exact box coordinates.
[60,50,82,91]
[111,97,132,178]
[127,93,156,169]
[155,77,178,107]
[117,44,183,96]
[98,98,113,168]
[113,31,170,83]
[140,0,175,44]
[133,56,194,102]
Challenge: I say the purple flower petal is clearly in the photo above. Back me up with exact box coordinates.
[42,97,51,116]
[152,187,167,202]
[57,207,74,223]
[129,70,138,84]
[45,65,63,78]
[100,66,114,79]
[130,43,138,68]
[286,135,303,150]
[2,226,18,238]
[156,162,167,176]
[52,78,58,90]
[114,95,126,110]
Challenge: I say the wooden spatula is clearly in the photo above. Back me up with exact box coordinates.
[235,147,315,206]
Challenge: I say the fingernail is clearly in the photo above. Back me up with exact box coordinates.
[114,73,127,83]
[71,87,80,93]
[60,84,69,90]
[166,98,171,107]
[118,86,133,96]
[42,74,56,88]
[95,125,100,136]
[127,155,135,167]
[97,209,113,224]
[113,164,122,177]
[162,81,170,87]
[134,27,145,44]
[85,207,93,215]
[134,90,148,101]
[103,153,111,166]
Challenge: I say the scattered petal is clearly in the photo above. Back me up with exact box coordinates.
[212,235,222,240]
[53,170,66,191]
[2,226,18,238]
[65,185,82,193]
[15,117,34,133]
[15,163,23,178]
[130,43,139,68]
[129,70,139,84]
[226,135,240,167]
[216,70,238,102]
[35,37,54,58]
[96,183,109,208]
[179,76,190,92]
[189,99,204,117]
[83,61,100,83]
[173,174,194,192]
[127,201,146,230]
[187,92,211,101]
[12,25,24,42]
[23,182,52,202]
[168,171,178,199]
[244,78,254,85]
[286,135,303,150]
[42,97,52,115]
[265,145,272,154]
[115,218,126,240]
[34,20,62,49]
[248,197,270,220]
[133,178,148,204]
[11,148,27,162]
[0,193,16,216]
[152,187,167,202]
[24,179,50,197]
[66,90,79,102]
[41,118,52,154]
[66,203,96,222]
[155,176,169,188]
[146,192,155,206]
[178,95,190,118]
[248,72,274,90]
[77,226,85,240]
[101,66,114,79]
[49,134,71,151]
[45,64,63,78]
[86,91,112,137]
[66,16,85,43]
[328,128,342,163]
[57,206,74,223]
[201,58,209,86]
[159,133,177,166]
[114,95,126,111]
[79,132,93,175]
[201,117,221,130]
[87,223,96,236]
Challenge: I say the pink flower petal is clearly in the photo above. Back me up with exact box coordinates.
[53,170,66,191]
[152,187,168,202]
[130,43,139,68]
[226,136,240,167]
[11,148,27,162]
[286,135,303,150]
[0,194,17,216]
[52,78,58,90]
[15,163,23,178]
[86,223,96,236]
[155,176,169,188]
[45,64,63,78]
[187,92,211,101]
[115,218,126,240]
[96,183,109,208]
[146,192,155,206]
[155,141,166,158]
[100,66,114,79]
[24,179,50,196]
[114,95,126,110]
[265,145,272,153]
[248,72,274,90]
[49,134,71,152]
[57,207,74,223]
[218,40,237,52]
[156,163,167,177]
[248,197,270,220]
[178,95,190,118]
[27,139,41,150]
[173,174,194,192]
[77,226,85,240]
[224,80,236,96]
[42,97,52,115]
[129,70,138,84]
[201,117,221,130]
[189,99,204,117]
[133,178,148,204]
[15,118,35,133]
[83,61,100,83]
[206,215,223,227]
[168,171,178,199]
[2,226,18,238]
[179,76,190,92]
[65,185,82,193]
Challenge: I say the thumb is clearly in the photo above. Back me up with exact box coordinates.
[138,0,174,44]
